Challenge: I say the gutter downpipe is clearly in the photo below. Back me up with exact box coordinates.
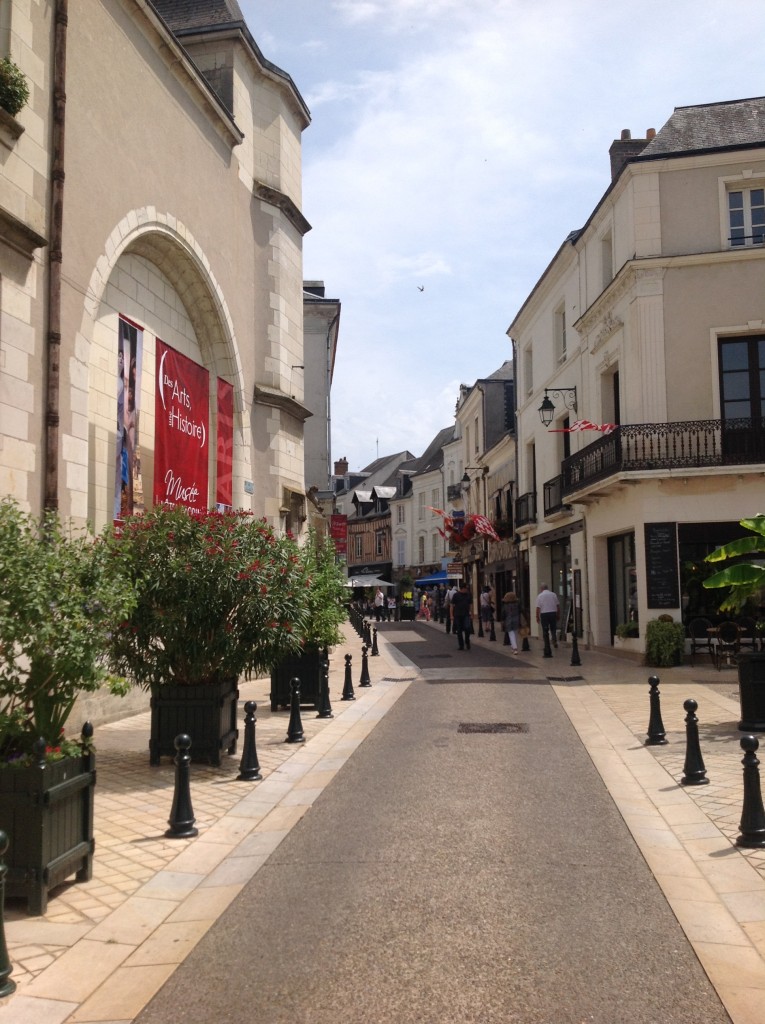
[44,0,67,512]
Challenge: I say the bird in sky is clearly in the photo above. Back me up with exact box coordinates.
[417,285,424,292]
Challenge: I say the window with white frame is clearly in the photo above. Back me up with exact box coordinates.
[355,535,363,559]
[431,533,439,561]
[418,535,425,563]
[554,302,566,362]
[728,186,765,247]
[397,504,405,524]
[474,416,479,454]
[417,492,425,520]
[431,487,440,510]
[375,530,384,556]
[396,537,406,565]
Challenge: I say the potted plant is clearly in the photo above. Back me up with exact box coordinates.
[270,529,348,710]
[704,514,765,729]
[108,505,310,764]
[0,498,135,913]
[0,56,29,118]
[644,615,685,667]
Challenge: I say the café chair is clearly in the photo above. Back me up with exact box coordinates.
[714,620,741,670]
[687,617,714,665]
[737,615,758,652]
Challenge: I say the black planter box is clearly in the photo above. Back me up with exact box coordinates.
[0,747,95,915]
[270,648,325,711]
[738,652,765,731]
[149,678,239,766]
[399,605,416,621]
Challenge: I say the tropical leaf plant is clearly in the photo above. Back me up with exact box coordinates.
[703,515,765,612]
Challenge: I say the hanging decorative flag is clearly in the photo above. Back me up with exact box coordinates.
[472,515,501,542]
[550,419,618,434]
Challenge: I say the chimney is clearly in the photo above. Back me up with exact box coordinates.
[334,457,348,476]
[609,128,654,182]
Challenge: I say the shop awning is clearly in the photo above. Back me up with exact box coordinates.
[414,571,450,586]
[345,574,394,588]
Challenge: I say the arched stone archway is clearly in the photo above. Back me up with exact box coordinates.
[76,212,252,528]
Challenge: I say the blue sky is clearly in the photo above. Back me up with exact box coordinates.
[241,0,765,473]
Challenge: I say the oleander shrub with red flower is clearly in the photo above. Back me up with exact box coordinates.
[0,498,135,764]
[107,504,311,688]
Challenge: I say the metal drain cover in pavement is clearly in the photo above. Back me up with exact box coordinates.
[458,722,529,734]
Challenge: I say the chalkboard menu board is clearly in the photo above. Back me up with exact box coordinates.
[644,522,679,609]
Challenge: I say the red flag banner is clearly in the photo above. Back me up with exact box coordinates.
[472,514,501,542]
[330,513,348,555]
[550,419,617,434]
[154,340,209,512]
[216,377,234,509]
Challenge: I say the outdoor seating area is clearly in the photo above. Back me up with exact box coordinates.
[687,616,764,669]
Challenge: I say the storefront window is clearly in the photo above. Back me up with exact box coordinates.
[608,532,637,638]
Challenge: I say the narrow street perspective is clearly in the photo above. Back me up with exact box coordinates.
[130,623,747,1024]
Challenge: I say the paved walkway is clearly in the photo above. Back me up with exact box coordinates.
[1,621,765,1023]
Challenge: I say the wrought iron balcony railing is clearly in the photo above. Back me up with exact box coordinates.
[562,417,765,497]
[515,490,537,528]
[543,475,570,517]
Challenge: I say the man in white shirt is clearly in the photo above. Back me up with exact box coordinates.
[535,583,560,649]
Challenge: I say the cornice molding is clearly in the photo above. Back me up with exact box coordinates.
[253,181,311,236]
[253,383,312,422]
[0,204,47,257]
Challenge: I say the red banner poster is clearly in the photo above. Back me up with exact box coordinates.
[216,378,234,509]
[154,340,209,512]
[330,513,348,555]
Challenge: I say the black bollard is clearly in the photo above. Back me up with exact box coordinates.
[165,734,199,838]
[286,678,306,743]
[489,619,496,642]
[570,633,582,667]
[736,735,765,848]
[359,644,372,687]
[341,653,356,700]
[0,831,15,998]
[316,655,334,719]
[371,628,379,656]
[645,675,668,746]
[681,698,709,786]
[522,632,530,652]
[237,701,262,781]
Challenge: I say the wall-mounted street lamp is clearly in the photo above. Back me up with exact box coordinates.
[538,386,577,427]
[461,471,470,492]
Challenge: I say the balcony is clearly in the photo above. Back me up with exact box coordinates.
[515,491,537,528]
[543,475,571,517]
[562,417,765,498]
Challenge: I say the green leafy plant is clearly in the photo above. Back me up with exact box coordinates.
[298,528,347,650]
[0,56,29,117]
[644,617,686,667]
[107,505,311,688]
[703,515,765,612]
[615,620,639,639]
[0,498,135,763]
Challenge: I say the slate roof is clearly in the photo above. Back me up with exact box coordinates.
[410,426,455,477]
[639,96,765,158]
[151,0,245,33]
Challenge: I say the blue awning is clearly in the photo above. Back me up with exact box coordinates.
[414,571,449,586]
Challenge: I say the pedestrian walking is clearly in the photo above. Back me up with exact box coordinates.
[450,580,473,650]
[386,594,396,621]
[373,587,385,622]
[535,583,560,649]
[502,591,521,653]
[444,582,457,633]
[479,585,494,628]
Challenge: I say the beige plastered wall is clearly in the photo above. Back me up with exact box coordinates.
[41,0,307,527]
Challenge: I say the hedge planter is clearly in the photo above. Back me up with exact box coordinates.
[149,679,239,766]
[270,647,325,711]
[0,732,96,915]
[737,652,765,732]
